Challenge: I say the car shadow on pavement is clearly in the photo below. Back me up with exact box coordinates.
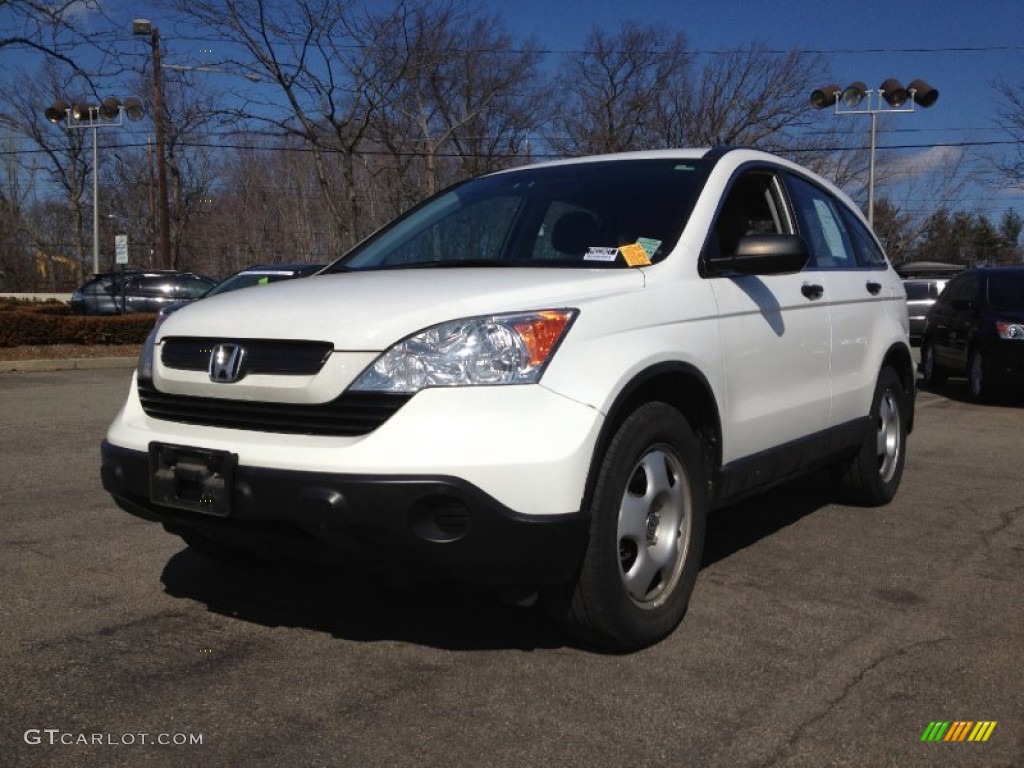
[701,469,835,568]
[160,548,568,652]
[159,474,837,652]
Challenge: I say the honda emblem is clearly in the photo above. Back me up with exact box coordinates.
[209,343,247,383]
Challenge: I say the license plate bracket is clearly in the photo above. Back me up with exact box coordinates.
[149,442,236,517]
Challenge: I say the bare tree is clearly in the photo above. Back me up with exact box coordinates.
[552,23,691,156]
[0,0,126,85]
[675,45,828,150]
[0,66,92,282]
[992,77,1024,187]
[174,0,415,248]
[371,2,546,197]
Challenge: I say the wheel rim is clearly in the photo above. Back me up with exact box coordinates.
[616,447,691,609]
[970,352,984,398]
[876,388,901,483]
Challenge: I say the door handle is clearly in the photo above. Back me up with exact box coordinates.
[801,283,824,300]
[866,281,882,295]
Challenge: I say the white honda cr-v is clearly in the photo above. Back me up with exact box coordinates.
[102,147,914,651]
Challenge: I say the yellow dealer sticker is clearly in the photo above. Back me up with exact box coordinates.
[620,243,651,266]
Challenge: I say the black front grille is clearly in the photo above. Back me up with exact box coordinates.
[137,380,411,436]
[162,337,333,375]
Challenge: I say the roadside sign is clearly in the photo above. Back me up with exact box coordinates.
[115,234,129,265]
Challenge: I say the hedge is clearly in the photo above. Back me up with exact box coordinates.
[0,310,156,346]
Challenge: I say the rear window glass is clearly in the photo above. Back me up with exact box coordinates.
[987,273,1024,311]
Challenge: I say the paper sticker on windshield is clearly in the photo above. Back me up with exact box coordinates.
[636,237,661,259]
[619,243,651,266]
[584,247,619,262]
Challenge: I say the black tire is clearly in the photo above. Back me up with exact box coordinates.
[544,402,708,651]
[919,340,946,388]
[967,347,995,403]
[180,531,270,567]
[837,366,908,506]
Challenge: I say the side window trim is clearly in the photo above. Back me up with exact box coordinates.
[700,163,794,275]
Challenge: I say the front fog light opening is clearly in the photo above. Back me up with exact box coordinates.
[408,495,471,543]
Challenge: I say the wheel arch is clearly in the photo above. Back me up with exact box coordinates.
[883,342,916,433]
[583,362,722,510]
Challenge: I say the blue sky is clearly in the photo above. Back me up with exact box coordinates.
[501,0,1024,220]
[5,0,1023,222]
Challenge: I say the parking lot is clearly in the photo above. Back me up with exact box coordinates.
[2,367,1021,767]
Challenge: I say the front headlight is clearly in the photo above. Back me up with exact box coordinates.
[350,309,577,393]
[996,321,1024,341]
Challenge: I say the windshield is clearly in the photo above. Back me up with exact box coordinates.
[328,159,712,272]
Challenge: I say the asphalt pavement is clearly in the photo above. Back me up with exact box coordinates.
[1,367,1021,767]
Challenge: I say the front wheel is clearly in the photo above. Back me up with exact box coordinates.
[836,366,908,506]
[544,402,708,651]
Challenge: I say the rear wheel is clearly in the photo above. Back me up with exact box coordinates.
[544,402,708,651]
[968,347,995,402]
[920,340,946,388]
[837,366,907,506]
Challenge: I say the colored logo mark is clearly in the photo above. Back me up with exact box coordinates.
[921,721,997,742]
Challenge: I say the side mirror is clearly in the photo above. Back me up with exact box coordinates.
[951,298,974,312]
[710,234,809,276]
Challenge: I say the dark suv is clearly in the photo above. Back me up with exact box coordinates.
[920,266,1024,400]
[71,270,217,315]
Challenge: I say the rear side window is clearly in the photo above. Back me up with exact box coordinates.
[840,207,889,268]
[785,174,858,269]
[987,273,1024,311]
[943,274,978,305]
[127,276,176,298]
[904,282,930,300]
[176,276,215,299]
[82,277,114,295]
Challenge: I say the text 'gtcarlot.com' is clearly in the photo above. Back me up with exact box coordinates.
[24,729,203,747]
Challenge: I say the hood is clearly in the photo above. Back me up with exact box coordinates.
[158,267,647,350]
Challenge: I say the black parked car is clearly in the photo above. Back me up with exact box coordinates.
[70,270,217,315]
[920,266,1024,400]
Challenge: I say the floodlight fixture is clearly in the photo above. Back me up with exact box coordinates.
[840,82,867,109]
[880,78,909,108]
[122,96,145,120]
[71,102,95,121]
[99,97,121,119]
[44,101,67,123]
[809,76,939,228]
[908,79,939,108]
[810,84,840,110]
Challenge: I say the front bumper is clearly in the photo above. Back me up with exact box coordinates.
[988,339,1024,378]
[101,440,590,586]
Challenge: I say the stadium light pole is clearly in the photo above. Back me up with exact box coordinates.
[44,97,145,275]
[810,79,939,227]
[133,18,172,270]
